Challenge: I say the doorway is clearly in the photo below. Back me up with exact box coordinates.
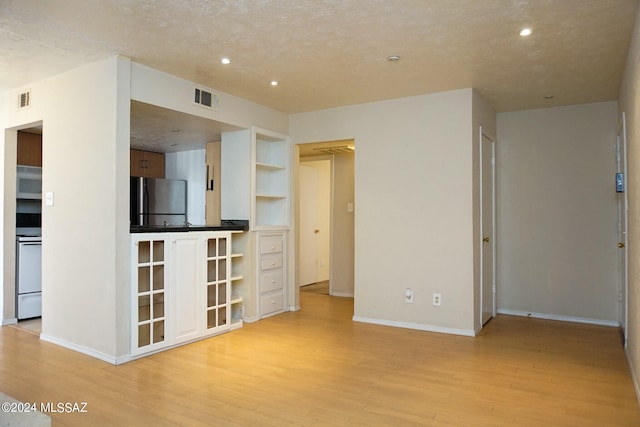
[2,123,43,333]
[480,128,496,326]
[296,140,355,303]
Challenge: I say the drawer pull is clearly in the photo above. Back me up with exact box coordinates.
[271,300,276,304]
[271,279,276,284]
[271,261,276,265]
[271,245,276,250]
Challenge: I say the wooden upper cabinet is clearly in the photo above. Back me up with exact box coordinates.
[130,149,165,178]
[17,131,43,167]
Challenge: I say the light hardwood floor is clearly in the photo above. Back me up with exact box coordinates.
[1,293,639,426]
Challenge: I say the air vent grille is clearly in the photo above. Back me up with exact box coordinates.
[194,87,218,110]
[18,90,31,109]
[312,145,355,154]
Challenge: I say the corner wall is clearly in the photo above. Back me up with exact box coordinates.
[619,5,640,402]
[496,102,619,324]
[291,89,480,334]
[1,56,131,361]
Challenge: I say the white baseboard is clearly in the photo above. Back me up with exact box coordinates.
[330,292,354,298]
[2,318,17,326]
[241,315,260,323]
[497,308,619,327]
[289,305,301,312]
[40,334,130,365]
[626,346,640,406]
[352,315,476,337]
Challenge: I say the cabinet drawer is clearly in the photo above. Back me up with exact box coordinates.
[260,236,283,254]
[260,254,283,271]
[260,292,284,316]
[260,270,283,293]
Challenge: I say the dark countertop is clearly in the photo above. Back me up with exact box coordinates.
[130,220,248,233]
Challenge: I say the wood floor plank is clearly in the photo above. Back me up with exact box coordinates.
[1,293,639,426]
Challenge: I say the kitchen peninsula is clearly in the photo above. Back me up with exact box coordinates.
[130,222,248,357]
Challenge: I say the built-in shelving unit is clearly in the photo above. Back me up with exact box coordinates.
[230,231,245,330]
[252,128,290,230]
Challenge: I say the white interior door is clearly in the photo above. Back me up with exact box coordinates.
[616,112,628,344]
[299,164,318,286]
[480,129,496,326]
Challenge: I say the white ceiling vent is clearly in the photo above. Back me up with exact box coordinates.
[194,87,218,110]
[17,90,31,109]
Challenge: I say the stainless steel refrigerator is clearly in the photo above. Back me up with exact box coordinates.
[130,177,187,226]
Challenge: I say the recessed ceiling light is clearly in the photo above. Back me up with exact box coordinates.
[519,28,532,37]
[172,128,181,132]
[544,95,554,99]
[220,57,231,65]
[270,81,278,86]
[387,55,401,62]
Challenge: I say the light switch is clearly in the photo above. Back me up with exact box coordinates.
[347,202,354,213]
[45,191,54,207]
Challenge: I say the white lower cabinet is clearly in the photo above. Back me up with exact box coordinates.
[131,231,244,357]
[258,231,286,318]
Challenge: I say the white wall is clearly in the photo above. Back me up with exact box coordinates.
[496,102,619,324]
[131,63,288,135]
[619,6,640,402]
[331,152,355,297]
[1,56,131,361]
[291,89,483,334]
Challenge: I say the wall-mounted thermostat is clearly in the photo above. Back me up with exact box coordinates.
[616,173,625,193]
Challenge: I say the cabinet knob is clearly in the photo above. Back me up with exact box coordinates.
[271,279,276,284]
[271,300,276,304]
[271,245,276,250]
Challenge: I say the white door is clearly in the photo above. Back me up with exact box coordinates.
[480,129,496,325]
[616,112,628,344]
[299,164,319,286]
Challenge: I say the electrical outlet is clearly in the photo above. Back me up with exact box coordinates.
[404,288,414,303]
[432,293,441,307]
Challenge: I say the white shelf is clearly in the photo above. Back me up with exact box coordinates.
[230,275,243,282]
[230,296,243,305]
[252,127,290,229]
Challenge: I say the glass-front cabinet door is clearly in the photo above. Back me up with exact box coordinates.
[205,235,230,332]
[132,236,168,355]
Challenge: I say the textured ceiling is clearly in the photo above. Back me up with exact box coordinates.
[1,0,637,115]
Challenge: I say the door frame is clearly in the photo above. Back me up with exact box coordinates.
[479,127,497,327]
[298,154,334,295]
[617,112,629,345]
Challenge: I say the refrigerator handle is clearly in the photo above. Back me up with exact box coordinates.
[138,178,146,226]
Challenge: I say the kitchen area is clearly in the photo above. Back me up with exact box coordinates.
[10,99,292,358]
[0,57,294,365]
[15,129,43,331]
[127,100,291,358]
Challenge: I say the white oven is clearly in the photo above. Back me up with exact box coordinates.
[16,165,42,200]
[16,236,42,319]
